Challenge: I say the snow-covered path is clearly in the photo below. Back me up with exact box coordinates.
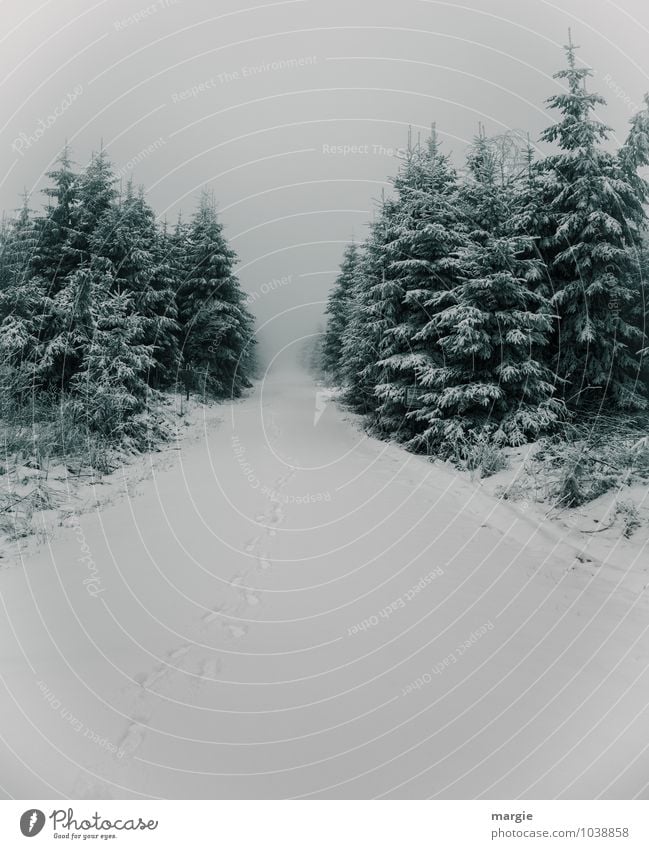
[1,357,648,799]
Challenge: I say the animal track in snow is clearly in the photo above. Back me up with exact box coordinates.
[201,604,225,626]
[130,689,153,724]
[168,644,192,663]
[141,665,167,690]
[199,657,222,680]
[117,721,147,760]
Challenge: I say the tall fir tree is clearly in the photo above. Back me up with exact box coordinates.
[0,196,43,400]
[375,131,466,441]
[321,241,359,381]
[617,96,649,374]
[541,35,646,409]
[408,134,562,454]
[92,181,180,388]
[32,145,79,297]
[31,147,118,390]
[72,147,118,265]
[175,191,255,397]
[410,235,562,454]
[71,282,155,442]
[338,195,401,414]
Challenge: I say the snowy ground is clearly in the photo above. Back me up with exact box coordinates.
[1,352,648,800]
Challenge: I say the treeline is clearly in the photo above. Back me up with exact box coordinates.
[322,39,649,463]
[0,145,255,456]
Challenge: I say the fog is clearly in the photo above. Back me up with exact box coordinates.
[2,0,648,363]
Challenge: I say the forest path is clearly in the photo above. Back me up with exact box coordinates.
[1,354,648,799]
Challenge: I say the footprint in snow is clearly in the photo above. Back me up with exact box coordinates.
[141,665,167,690]
[269,505,283,523]
[130,688,153,723]
[201,605,225,626]
[224,623,248,640]
[117,722,147,759]
[168,644,192,663]
[228,573,260,608]
[199,657,222,680]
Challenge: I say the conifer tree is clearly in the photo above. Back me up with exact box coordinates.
[31,147,118,390]
[375,131,466,440]
[0,197,43,399]
[175,191,255,397]
[92,182,180,387]
[338,196,401,414]
[0,195,40,320]
[410,235,561,454]
[71,281,155,442]
[37,260,96,391]
[618,96,649,372]
[72,147,117,264]
[541,35,646,409]
[509,140,556,297]
[408,131,562,455]
[322,242,359,381]
[32,145,79,296]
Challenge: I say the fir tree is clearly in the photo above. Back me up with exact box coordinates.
[410,234,562,454]
[407,131,562,454]
[321,242,359,381]
[72,147,118,264]
[618,96,649,368]
[509,140,556,297]
[541,35,646,409]
[31,147,118,390]
[32,145,79,296]
[375,131,466,440]
[338,196,401,414]
[37,259,97,391]
[175,191,255,397]
[71,284,155,442]
[0,196,45,399]
[92,182,180,387]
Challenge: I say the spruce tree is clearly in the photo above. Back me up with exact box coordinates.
[0,197,43,400]
[31,147,118,390]
[339,196,401,414]
[72,147,117,264]
[72,280,155,442]
[92,182,180,388]
[409,132,561,455]
[618,96,649,375]
[410,235,562,454]
[541,35,646,409]
[321,242,359,381]
[175,191,255,398]
[375,132,466,441]
[32,145,79,296]
[37,260,96,391]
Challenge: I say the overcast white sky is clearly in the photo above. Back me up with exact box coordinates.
[2,0,649,359]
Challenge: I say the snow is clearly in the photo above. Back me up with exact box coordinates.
[0,355,648,800]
